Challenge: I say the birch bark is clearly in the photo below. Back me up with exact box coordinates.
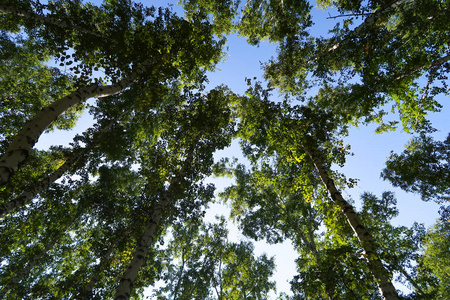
[0,62,148,186]
[114,145,197,299]
[304,147,400,300]
[113,194,170,300]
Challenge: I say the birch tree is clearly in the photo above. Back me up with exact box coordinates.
[234,82,400,299]
[0,0,224,185]
[217,159,339,299]
[114,85,236,299]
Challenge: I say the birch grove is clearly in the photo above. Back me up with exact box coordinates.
[1,0,449,298]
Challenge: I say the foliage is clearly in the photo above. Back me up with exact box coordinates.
[1,0,448,299]
[181,0,312,44]
[415,220,450,299]
[382,133,450,202]
[0,32,80,153]
[154,217,276,299]
[183,0,450,132]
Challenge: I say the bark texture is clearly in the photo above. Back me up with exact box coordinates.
[113,196,169,300]
[0,62,148,186]
[305,147,400,300]
[114,146,196,299]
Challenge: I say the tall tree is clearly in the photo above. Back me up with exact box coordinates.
[217,158,340,299]
[0,0,224,185]
[233,82,400,299]
[114,85,236,299]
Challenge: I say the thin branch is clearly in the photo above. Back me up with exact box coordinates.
[327,12,371,20]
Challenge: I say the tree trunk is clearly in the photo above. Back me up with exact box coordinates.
[113,196,169,300]
[304,147,400,300]
[0,63,148,187]
[0,151,79,216]
[114,144,197,299]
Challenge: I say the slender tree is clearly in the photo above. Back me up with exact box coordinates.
[234,83,400,299]
[114,85,236,299]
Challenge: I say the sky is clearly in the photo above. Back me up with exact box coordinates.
[34,0,449,298]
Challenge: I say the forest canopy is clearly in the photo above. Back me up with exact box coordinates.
[0,0,449,299]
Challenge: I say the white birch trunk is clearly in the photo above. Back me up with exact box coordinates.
[304,147,400,300]
[0,62,148,186]
[113,197,169,300]
[114,146,197,299]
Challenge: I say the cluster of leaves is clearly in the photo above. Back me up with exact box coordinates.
[0,32,80,152]
[382,133,450,203]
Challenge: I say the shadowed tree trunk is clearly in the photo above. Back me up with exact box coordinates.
[114,148,196,300]
[113,195,169,300]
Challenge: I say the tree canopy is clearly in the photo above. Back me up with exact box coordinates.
[0,0,448,299]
